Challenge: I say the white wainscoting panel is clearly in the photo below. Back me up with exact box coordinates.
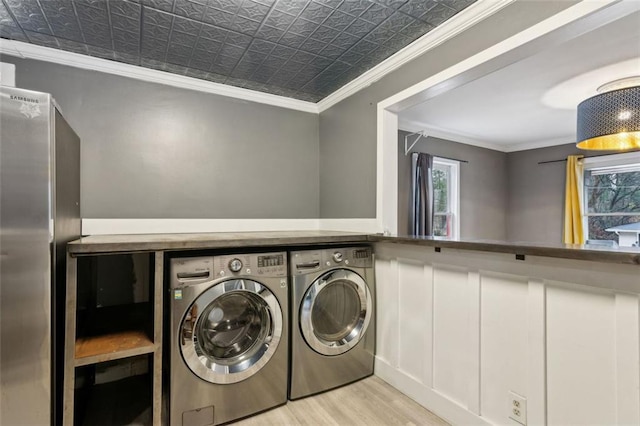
[479,272,528,425]
[373,242,640,426]
[526,279,547,426]
[546,282,617,425]
[614,292,640,425]
[433,265,472,409]
[467,270,481,415]
[397,259,431,382]
[375,258,399,368]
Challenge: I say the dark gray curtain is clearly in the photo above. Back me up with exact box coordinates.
[411,152,434,236]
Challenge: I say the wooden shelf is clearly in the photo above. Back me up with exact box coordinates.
[75,330,155,367]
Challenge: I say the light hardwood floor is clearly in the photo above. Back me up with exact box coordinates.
[231,376,449,425]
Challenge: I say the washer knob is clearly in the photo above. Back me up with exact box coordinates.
[228,258,243,273]
[333,252,343,263]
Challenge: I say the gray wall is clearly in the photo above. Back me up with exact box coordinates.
[0,0,580,224]
[398,137,616,245]
[506,144,580,243]
[1,56,319,218]
[398,132,507,240]
[319,0,578,218]
[504,143,619,244]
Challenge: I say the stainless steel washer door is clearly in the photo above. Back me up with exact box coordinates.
[180,279,282,384]
[300,269,372,356]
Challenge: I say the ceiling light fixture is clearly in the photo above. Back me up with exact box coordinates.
[576,76,640,150]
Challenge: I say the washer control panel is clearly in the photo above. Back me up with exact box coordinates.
[215,252,287,278]
[291,246,373,274]
[171,252,287,288]
[333,247,373,268]
[228,258,243,273]
[171,257,214,289]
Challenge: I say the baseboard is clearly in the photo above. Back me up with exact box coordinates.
[374,357,491,425]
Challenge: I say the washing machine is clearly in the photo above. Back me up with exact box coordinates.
[168,252,288,425]
[289,246,375,400]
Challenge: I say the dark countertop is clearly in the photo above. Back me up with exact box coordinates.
[369,234,640,265]
[67,231,640,265]
[67,230,370,254]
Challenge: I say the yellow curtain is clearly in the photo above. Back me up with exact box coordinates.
[563,155,585,244]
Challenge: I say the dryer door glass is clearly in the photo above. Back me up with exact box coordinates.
[300,269,372,356]
[180,279,283,384]
[311,280,360,342]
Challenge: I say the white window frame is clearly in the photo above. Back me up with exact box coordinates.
[433,157,460,239]
[581,151,640,242]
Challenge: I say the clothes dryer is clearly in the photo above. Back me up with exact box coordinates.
[289,246,375,400]
[168,252,288,425]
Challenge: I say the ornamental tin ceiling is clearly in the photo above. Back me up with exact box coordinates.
[0,0,476,102]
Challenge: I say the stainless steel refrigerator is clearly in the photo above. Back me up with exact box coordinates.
[0,86,80,425]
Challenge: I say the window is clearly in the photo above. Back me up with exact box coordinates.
[432,157,460,239]
[582,152,640,247]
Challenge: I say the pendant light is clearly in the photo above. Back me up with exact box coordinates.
[576,77,640,150]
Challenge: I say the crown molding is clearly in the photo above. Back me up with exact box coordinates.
[0,0,512,116]
[399,118,579,153]
[0,39,319,114]
[502,137,576,153]
[398,118,505,152]
[316,0,516,113]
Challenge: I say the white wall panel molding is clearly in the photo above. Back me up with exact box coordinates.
[479,271,528,424]
[432,264,470,407]
[614,293,640,424]
[397,258,430,383]
[375,243,640,294]
[424,263,435,389]
[467,270,481,415]
[374,242,640,426]
[546,281,617,424]
[526,279,547,426]
[374,258,400,368]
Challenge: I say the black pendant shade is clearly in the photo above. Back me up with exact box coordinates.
[576,85,640,150]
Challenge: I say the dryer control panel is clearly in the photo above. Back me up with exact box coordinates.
[291,246,373,274]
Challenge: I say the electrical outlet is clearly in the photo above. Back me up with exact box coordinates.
[508,391,527,425]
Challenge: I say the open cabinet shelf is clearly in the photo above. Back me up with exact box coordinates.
[74,300,155,366]
[75,330,155,367]
[64,251,163,426]
[74,359,153,426]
